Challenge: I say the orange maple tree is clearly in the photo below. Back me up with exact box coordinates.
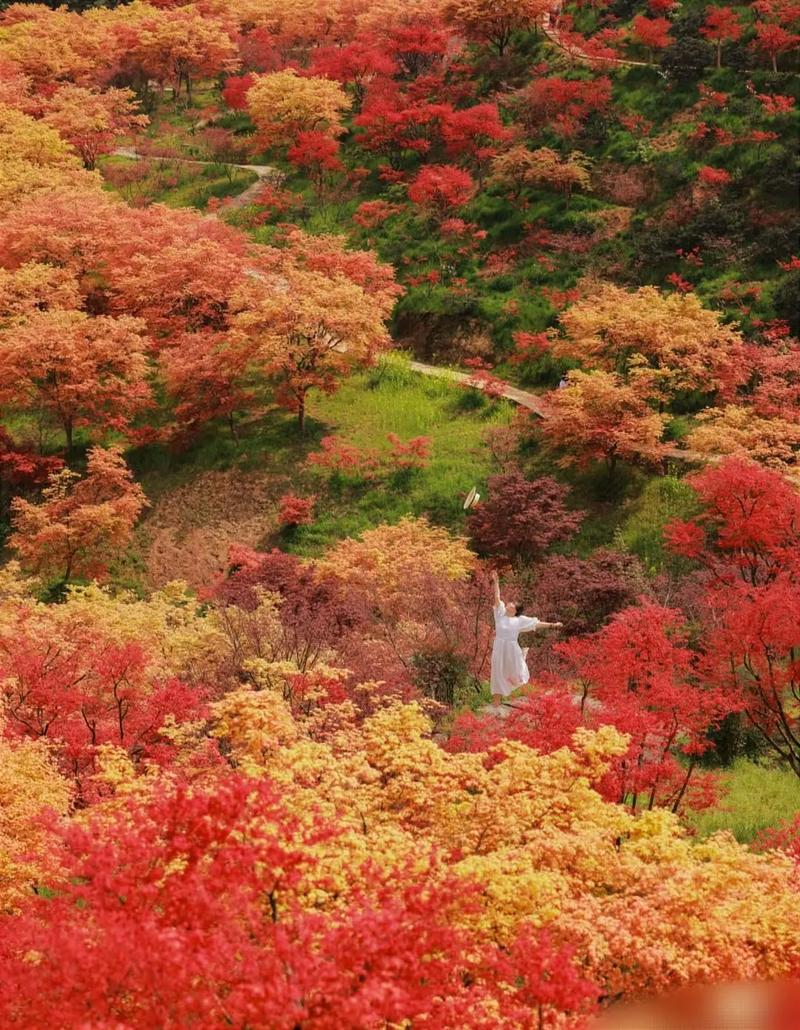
[0,309,151,450]
[10,447,147,584]
[554,283,750,399]
[41,85,148,170]
[542,369,669,473]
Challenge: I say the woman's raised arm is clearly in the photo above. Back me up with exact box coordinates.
[490,569,502,608]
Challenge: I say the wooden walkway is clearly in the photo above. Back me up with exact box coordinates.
[409,360,711,464]
[541,8,654,69]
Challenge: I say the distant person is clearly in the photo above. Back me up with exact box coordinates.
[489,569,561,714]
[558,376,569,389]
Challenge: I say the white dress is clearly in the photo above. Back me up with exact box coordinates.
[490,601,541,697]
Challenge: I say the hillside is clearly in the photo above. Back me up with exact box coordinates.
[0,0,799,1026]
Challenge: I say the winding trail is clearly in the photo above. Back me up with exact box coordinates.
[112,146,281,208]
[541,7,654,68]
[112,146,710,466]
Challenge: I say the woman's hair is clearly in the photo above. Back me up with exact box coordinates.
[515,604,525,616]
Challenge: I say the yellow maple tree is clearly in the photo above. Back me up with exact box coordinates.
[246,68,351,148]
[556,284,750,398]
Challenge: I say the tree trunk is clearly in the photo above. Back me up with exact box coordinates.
[716,41,722,69]
[297,390,307,432]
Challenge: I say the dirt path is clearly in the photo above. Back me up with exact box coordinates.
[112,146,281,209]
[113,146,280,181]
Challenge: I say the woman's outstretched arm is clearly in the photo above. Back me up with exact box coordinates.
[536,620,563,629]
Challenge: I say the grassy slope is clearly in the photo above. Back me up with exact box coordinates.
[126,354,512,588]
[99,61,797,838]
[98,154,257,210]
[297,355,513,553]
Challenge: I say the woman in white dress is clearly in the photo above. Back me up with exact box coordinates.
[489,569,562,712]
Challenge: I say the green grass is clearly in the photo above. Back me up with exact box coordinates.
[616,474,699,575]
[687,759,800,844]
[127,353,513,555]
[293,353,514,553]
[99,155,257,210]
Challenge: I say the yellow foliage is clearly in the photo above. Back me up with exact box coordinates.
[0,731,71,912]
[490,144,592,196]
[0,263,83,321]
[0,104,80,168]
[687,405,800,474]
[246,69,350,147]
[0,104,101,213]
[0,581,227,685]
[316,515,475,597]
[556,283,748,396]
[210,686,300,775]
[542,368,669,469]
[164,691,800,992]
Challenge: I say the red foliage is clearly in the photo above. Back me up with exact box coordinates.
[467,470,584,564]
[750,337,800,421]
[278,492,316,527]
[667,460,800,774]
[216,546,366,674]
[441,102,510,176]
[755,814,800,868]
[354,85,442,167]
[0,625,207,793]
[159,331,256,440]
[698,165,732,188]
[408,164,476,213]
[0,772,599,1027]
[751,22,800,71]
[510,330,551,364]
[666,458,800,584]
[222,72,255,110]
[237,26,279,72]
[630,14,672,52]
[386,22,450,78]
[558,603,732,811]
[513,75,612,138]
[666,270,692,293]
[310,40,397,106]
[752,89,796,116]
[352,199,402,229]
[287,130,343,194]
[447,685,583,757]
[386,433,431,469]
[0,427,63,493]
[306,435,381,477]
[701,5,743,67]
[525,550,651,637]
